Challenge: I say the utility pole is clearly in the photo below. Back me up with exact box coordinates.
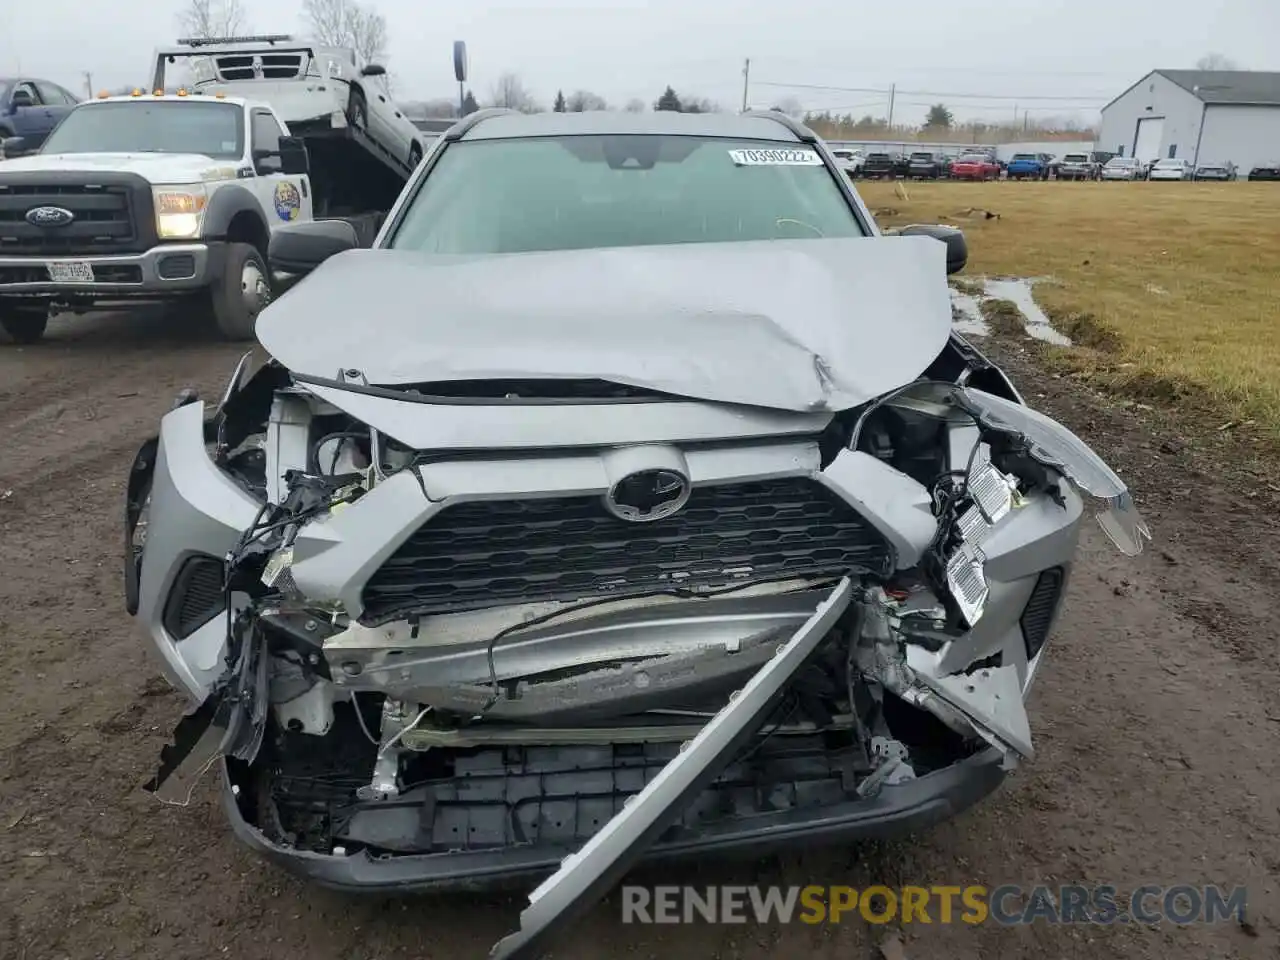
[740,58,750,113]
[887,83,895,129]
[83,72,94,99]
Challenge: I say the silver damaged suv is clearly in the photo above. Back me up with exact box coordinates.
[124,109,1149,959]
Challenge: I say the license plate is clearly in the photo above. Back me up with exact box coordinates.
[47,261,94,283]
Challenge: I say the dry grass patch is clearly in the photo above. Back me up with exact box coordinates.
[859,180,1280,435]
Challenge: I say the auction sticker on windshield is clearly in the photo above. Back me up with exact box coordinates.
[728,148,823,166]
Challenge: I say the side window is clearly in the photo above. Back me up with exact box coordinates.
[11,81,42,106]
[251,110,283,172]
[35,82,74,105]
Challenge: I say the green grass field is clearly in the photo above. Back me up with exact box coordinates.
[857,180,1280,434]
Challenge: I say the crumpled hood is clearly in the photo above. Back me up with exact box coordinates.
[0,152,225,184]
[257,236,953,413]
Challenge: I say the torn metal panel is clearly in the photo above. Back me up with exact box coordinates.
[257,238,952,413]
[956,387,1151,556]
[904,646,1033,760]
[488,577,854,960]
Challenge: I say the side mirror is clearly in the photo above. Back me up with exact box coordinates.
[269,219,358,276]
[360,63,387,77]
[2,135,30,157]
[252,137,310,176]
[277,136,310,175]
[9,93,33,111]
[896,223,969,275]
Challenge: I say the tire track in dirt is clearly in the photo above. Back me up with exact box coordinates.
[0,322,1277,960]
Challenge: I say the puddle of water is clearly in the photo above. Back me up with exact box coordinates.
[947,277,1074,345]
[982,278,1072,345]
[949,288,990,337]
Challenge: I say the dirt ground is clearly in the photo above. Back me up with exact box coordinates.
[0,311,1277,960]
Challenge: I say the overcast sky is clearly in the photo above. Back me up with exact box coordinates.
[3,0,1277,125]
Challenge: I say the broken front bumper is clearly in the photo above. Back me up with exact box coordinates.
[222,746,1007,893]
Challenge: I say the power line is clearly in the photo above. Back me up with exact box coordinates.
[754,79,1111,102]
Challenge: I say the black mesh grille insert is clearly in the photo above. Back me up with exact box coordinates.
[162,555,225,640]
[0,183,136,254]
[1020,566,1065,661]
[360,477,893,623]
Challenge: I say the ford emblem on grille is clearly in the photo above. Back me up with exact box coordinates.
[604,469,691,523]
[25,205,75,228]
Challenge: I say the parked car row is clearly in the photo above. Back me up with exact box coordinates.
[829,145,1271,184]
[851,149,1004,180]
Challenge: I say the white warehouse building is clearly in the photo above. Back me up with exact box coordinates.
[1099,69,1280,173]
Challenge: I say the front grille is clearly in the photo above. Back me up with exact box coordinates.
[1020,566,1065,661]
[215,53,305,80]
[162,555,225,640]
[360,477,893,623]
[0,183,137,255]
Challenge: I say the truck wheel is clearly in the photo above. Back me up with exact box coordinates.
[209,243,272,341]
[348,90,368,131]
[0,309,48,345]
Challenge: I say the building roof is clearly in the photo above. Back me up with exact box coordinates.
[1104,70,1280,111]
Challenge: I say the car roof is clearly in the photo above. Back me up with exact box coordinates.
[457,110,805,142]
[86,93,255,108]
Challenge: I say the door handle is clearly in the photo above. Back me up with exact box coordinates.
[378,95,386,102]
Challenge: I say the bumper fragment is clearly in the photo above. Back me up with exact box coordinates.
[0,242,218,297]
[223,745,1007,893]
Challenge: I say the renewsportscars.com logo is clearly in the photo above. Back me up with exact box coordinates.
[620,884,1248,926]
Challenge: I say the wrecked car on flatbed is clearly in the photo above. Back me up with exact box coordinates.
[124,109,1148,958]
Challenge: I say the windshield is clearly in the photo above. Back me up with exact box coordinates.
[1154,159,1180,167]
[389,135,866,255]
[1106,158,1132,166]
[40,101,244,158]
[910,152,933,160]
[958,155,987,163]
[1064,154,1088,162]
[1011,154,1035,160]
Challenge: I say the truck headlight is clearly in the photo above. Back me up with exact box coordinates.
[153,185,208,240]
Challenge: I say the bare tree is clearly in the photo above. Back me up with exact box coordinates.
[401,98,457,119]
[623,98,647,113]
[178,0,249,39]
[1196,53,1240,71]
[680,95,721,114]
[489,73,540,113]
[566,89,608,112]
[302,0,388,64]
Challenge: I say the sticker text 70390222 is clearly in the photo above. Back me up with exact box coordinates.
[728,148,823,167]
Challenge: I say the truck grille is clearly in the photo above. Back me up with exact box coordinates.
[360,477,893,623]
[215,52,306,80]
[0,182,137,255]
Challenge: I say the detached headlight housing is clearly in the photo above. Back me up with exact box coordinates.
[153,184,207,240]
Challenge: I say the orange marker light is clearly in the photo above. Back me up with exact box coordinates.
[97,90,110,99]
[132,88,142,97]
[177,88,188,97]
[154,89,164,96]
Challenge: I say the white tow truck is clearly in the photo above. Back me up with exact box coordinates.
[150,34,420,217]
[0,90,316,343]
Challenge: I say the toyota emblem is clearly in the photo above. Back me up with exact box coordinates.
[604,469,691,523]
